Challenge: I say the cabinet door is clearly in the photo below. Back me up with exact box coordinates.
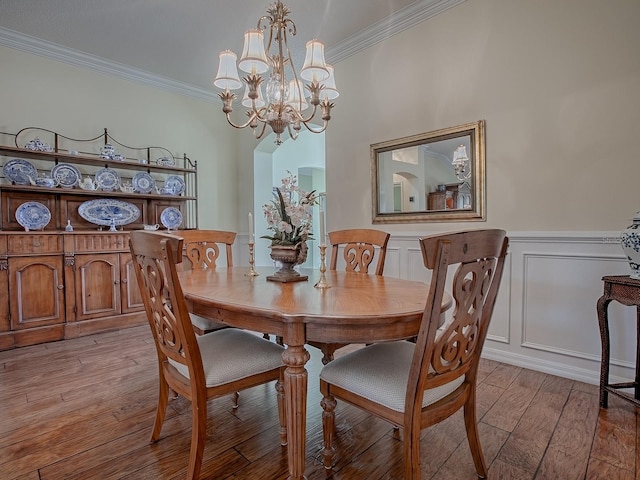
[9,255,65,330]
[74,253,121,321]
[119,253,144,314]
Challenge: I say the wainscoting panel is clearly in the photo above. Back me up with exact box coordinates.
[520,253,632,362]
[486,251,512,344]
[384,245,401,278]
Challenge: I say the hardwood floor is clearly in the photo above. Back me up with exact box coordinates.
[0,325,637,479]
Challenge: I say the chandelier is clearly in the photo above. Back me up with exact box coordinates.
[452,145,471,180]
[213,1,338,145]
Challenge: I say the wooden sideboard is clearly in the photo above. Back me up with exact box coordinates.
[0,231,146,351]
[0,127,202,350]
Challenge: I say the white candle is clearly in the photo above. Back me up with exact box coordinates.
[248,212,254,243]
[319,206,326,246]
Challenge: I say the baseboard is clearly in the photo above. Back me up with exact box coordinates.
[482,347,612,387]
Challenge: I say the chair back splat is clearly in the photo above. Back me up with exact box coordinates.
[180,229,236,271]
[319,229,508,479]
[328,228,390,275]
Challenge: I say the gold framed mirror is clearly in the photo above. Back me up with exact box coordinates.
[371,120,485,223]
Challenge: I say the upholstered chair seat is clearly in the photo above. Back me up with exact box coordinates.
[319,341,464,412]
[170,329,285,388]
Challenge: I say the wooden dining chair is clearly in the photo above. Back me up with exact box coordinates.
[310,228,391,364]
[319,229,508,479]
[179,229,236,335]
[129,231,287,480]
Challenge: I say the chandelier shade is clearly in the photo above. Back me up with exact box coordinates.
[238,30,269,74]
[287,79,309,111]
[242,82,265,108]
[213,1,337,145]
[320,65,339,101]
[213,51,242,90]
[300,40,329,82]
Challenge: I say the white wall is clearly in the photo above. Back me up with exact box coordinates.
[325,0,640,233]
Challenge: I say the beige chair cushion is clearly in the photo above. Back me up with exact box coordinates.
[169,329,284,388]
[320,341,464,412]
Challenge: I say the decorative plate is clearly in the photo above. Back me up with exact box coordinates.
[156,156,175,167]
[132,172,155,194]
[15,201,51,231]
[160,207,182,230]
[51,163,81,188]
[164,175,185,195]
[95,167,121,191]
[3,158,37,185]
[78,199,141,226]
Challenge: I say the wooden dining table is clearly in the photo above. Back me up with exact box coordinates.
[179,266,440,480]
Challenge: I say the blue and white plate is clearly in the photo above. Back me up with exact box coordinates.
[78,199,140,226]
[51,163,81,188]
[156,156,175,167]
[3,159,37,185]
[132,172,155,194]
[95,167,121,191]
[15,201,51,231]
[160,207,182,230]
[164,175,185,196]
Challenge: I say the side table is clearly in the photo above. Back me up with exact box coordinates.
[596,275,640,408]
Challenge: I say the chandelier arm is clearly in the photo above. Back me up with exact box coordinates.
[224,112,260,130]
[254,121,269,140]
[300,120,329,135]
[286,122,299,142]
[257,15,272,31]
[294,105,319,124]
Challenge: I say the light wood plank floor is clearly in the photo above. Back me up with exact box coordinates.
[0,325,637,479]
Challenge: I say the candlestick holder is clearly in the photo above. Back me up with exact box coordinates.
[247,242,259,277]
[314,244,331,289]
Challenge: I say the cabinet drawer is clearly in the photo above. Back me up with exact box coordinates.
[7,234,63,255]
[65,231,129,254]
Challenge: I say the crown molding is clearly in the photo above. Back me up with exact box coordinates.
[0,27,217,102]
[326,0,467,64]
[0,0,465,101]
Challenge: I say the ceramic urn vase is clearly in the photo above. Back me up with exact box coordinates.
[621,211,640,279]
[267,242,309,283]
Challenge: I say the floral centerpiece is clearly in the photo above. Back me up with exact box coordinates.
[262,171,317,282]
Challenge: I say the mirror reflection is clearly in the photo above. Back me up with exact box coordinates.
[371,120,485,223]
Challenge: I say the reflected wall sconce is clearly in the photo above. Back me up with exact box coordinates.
[452,144,470,180]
